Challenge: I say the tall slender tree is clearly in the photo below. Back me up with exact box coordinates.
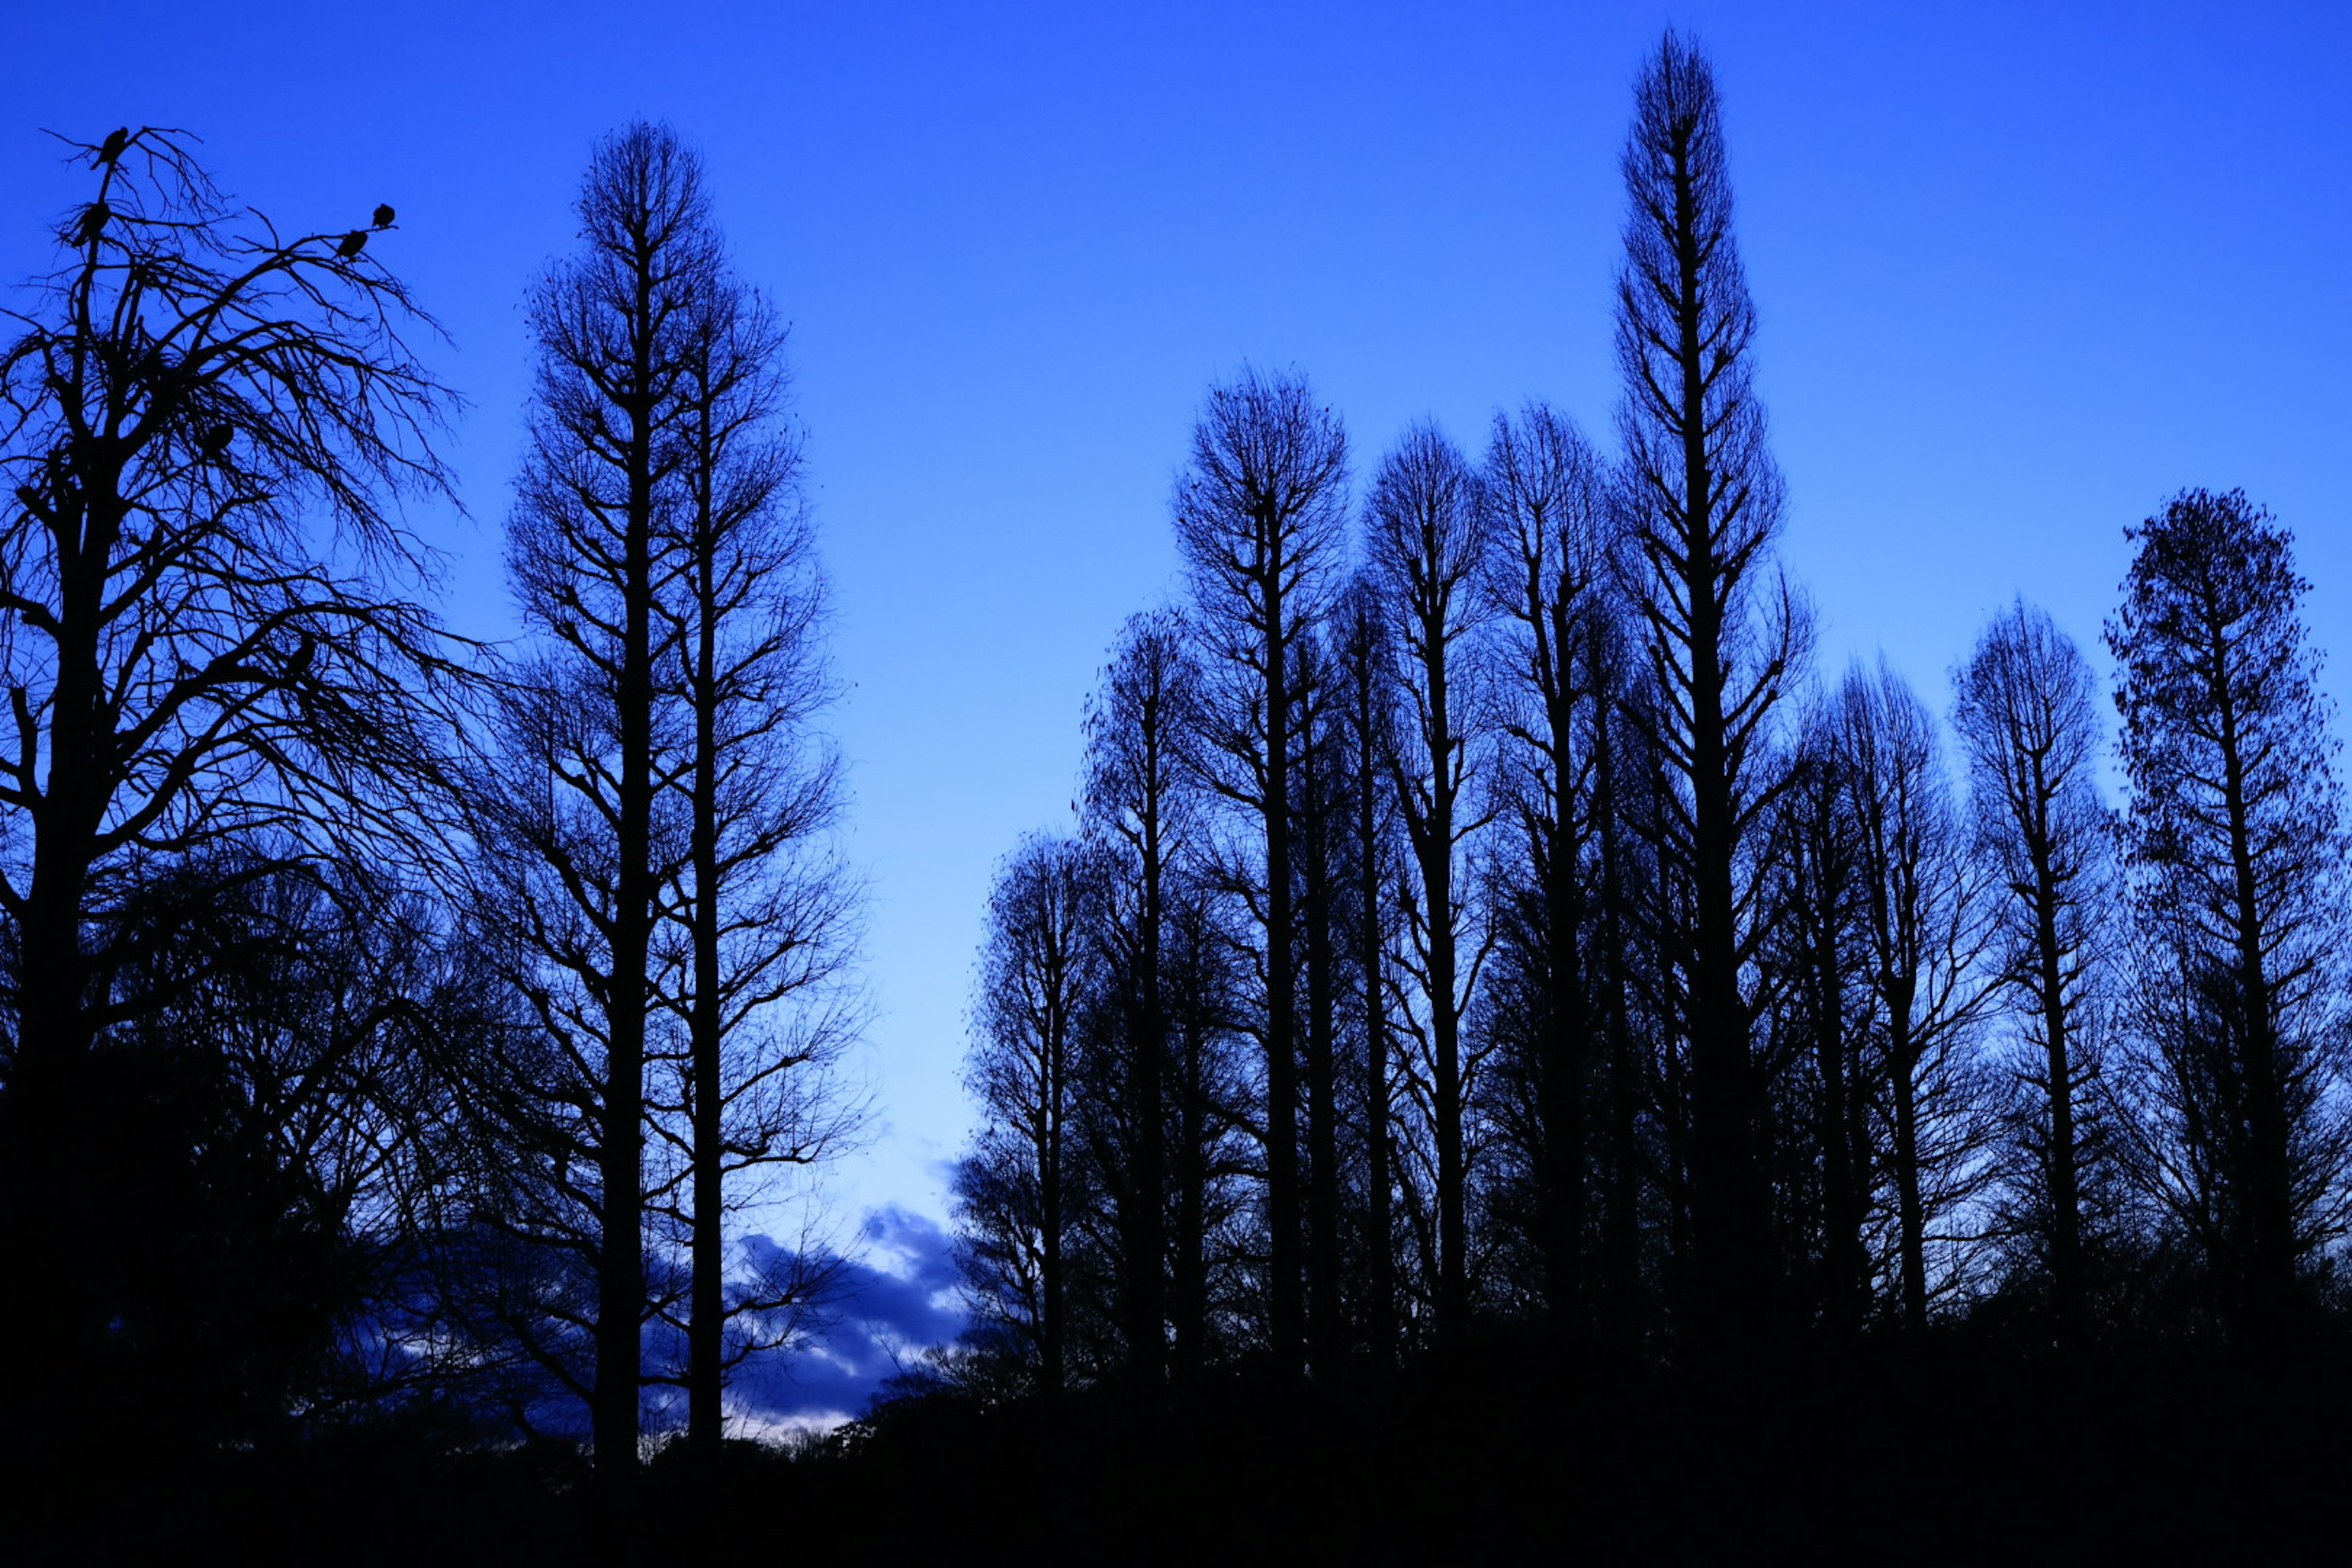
[1366,421,1493,1348]
[1333,579,1402,1364]
[1835,663,1995,1330]
[483,123,715,1498]
[1613,32,1801,1339]
[956,834,1104,1401]
[1767,712,1874,1335]
[1481,401,1617,1333]
[1172,368,1348,1376]
[1290,627,1351,1371]
[1953,601,2111,1343]
[1079,608,1204,1396]
[654,257,859,1472]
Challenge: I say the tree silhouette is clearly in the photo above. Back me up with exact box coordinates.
[1833,662,1996,1330]
[1365,421,1494,1349]
[1953,600,2115,1344]
[955,833,1105,1400]
[1078,608,1204,1396]
[1480,401,1619,1335]
[652,238,860,1477]
[1332,581,1404,1366]
[475,122,718,1501]
[2109,488,2352,1346]
[0,124,463,1444]
[1172,368,1349,1377]
[1611,32,1803,1342]
[1768,708,1875,1335]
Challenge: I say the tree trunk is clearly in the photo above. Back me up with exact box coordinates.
[687,448,726,1469]
[1669,135,1763,1346]
[1305,785,1343,1375]
[1263,568,1304,1377]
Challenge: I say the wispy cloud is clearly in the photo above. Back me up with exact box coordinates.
[726,1205,967,1428]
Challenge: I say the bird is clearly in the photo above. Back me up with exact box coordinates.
[373,203,395,229]
[96,127,129,167]
[198,424,233,460]
[336,230,368,260]
[75,200,110,246]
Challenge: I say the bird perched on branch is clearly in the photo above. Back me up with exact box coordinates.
[198,424,233,461]
[336,230,367,259]
[76,201,110,246]
[373,203,395,229]
[96,127,129,167]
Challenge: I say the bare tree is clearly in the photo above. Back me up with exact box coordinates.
[650,258,861,1470]
[954,833,1104,1401]
[0,126,462,1431]
[1287,625,1355,1370]
[1079,607,1204,1396]
[2109,489,2352,1345]
[1172,368,1348,1375]
[1612,32,1803,1339]
[1480,401,1618,1333]
[1765,712,1875,1335]
[1365,421,1494,1348]
[1953,600,2113,1344]
[478,123,717,1496]
[1834,662,1997,1330]
[1332,579,1403,1364]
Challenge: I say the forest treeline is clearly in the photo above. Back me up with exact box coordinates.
[937,34,2352,1412]
[0,110,859,1541]
[5,26,2351,1560]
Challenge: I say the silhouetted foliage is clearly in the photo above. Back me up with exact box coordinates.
[1831,662,1998,1329]
[1365,421,1494,1349]
[470,124,718,1491]
[1611,29,1804,1344]
[1954,600,2126,1342]
[0,124,467,1459]
[1479,402,1623,1336]
[654,174,860,1478]
[2109,488,2352,1347]
[18,29,2352,1557]
[954,833,1107,1399]
[467,122,858,1501]
[1171,367,1350,1378]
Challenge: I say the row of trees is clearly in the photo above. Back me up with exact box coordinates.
[948,34,2352,1401]
[0,120,856,1512]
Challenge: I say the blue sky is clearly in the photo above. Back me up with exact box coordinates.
[9,1,2350,1418]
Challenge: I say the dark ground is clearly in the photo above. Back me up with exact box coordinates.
[17,1339,2349,1563]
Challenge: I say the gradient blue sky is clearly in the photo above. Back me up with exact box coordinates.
[9,2,2350,1405]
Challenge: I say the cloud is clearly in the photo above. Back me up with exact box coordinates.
[724,1205,968,1430]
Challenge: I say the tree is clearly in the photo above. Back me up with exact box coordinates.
[2108,488,2352,1345]
[1953,600,2113,1343]
[1365,421,1494,1348]
[653,249,859,1472]
[1612,32,1802,1338]
[1287,624,1359,1371]
[480,123,717,1494]
[1172,368,1349,1374]
[1480,400,1618,1333]
[1332,579,1403,1364]
[0,126,462,1440]
[1834,662,1996,1330]
[1766,710,1874,1335]
[1078,608,1203,1396]
[955,833,1104,1401]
